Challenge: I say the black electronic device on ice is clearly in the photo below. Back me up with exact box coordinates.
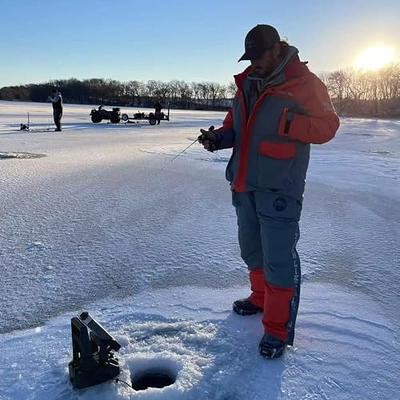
[68,312,121,389]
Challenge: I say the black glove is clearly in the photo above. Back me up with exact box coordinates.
[198,125,219,152]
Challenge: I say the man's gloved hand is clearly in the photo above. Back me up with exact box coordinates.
[198,126,219,152]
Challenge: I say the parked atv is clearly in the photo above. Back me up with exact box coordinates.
[90,106,121,123]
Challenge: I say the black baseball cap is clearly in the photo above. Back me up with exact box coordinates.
[238,24,280,61]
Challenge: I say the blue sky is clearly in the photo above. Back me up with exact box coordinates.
[0,0,399,87]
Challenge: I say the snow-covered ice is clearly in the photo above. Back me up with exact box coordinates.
[0,101,399,399]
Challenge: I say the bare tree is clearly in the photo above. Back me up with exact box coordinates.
[327,70,348,113]
[227,81,237,98]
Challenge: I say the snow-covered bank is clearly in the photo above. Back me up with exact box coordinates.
[1,101,399,399]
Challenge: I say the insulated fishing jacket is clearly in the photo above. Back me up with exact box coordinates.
[215,47,340,200]
[50,92,63,113]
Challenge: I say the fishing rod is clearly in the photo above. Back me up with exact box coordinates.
[170,125,215,162]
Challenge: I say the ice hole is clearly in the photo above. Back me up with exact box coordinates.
[130,364,177,391]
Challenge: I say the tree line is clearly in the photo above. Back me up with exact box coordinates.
[0,79,236,111]
[1,64,400,117]
[321,64,400,117]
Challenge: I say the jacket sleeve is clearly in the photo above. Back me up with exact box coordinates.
[215,109,235,149]
[49,94,61,103]
[279,75,340,144]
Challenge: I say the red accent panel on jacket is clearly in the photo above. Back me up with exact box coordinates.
[259,141,296,159]
[222,109,233,130]
[262,281,294,342]
[233,91,249,192]
[285,75,340,144]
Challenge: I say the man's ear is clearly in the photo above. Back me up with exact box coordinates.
[272,42,282,59]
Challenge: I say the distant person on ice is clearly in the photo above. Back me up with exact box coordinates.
[48,88,63,131]
[198,24,340,359]
[154,101,163,124]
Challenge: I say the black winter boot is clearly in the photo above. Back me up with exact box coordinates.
[259,334,286,359]
[232,298,263,316]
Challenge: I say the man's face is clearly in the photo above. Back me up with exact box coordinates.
[250,43,281,78]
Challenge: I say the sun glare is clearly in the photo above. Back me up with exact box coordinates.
[355,46,395,71]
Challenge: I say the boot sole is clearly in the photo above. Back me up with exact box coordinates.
[232,304,263,316]
[259,346,285,359]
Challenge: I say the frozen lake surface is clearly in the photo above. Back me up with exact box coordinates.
[0,101,399,399]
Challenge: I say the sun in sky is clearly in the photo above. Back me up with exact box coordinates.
[355,46,396,70]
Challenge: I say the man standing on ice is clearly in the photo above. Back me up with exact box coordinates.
[154,101,163,124]
[199,25,339,358]
[48,88,63,131]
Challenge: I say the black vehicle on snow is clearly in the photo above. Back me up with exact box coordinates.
[90,106,121,123]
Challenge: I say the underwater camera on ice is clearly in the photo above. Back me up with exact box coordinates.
[68,312,121,389]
